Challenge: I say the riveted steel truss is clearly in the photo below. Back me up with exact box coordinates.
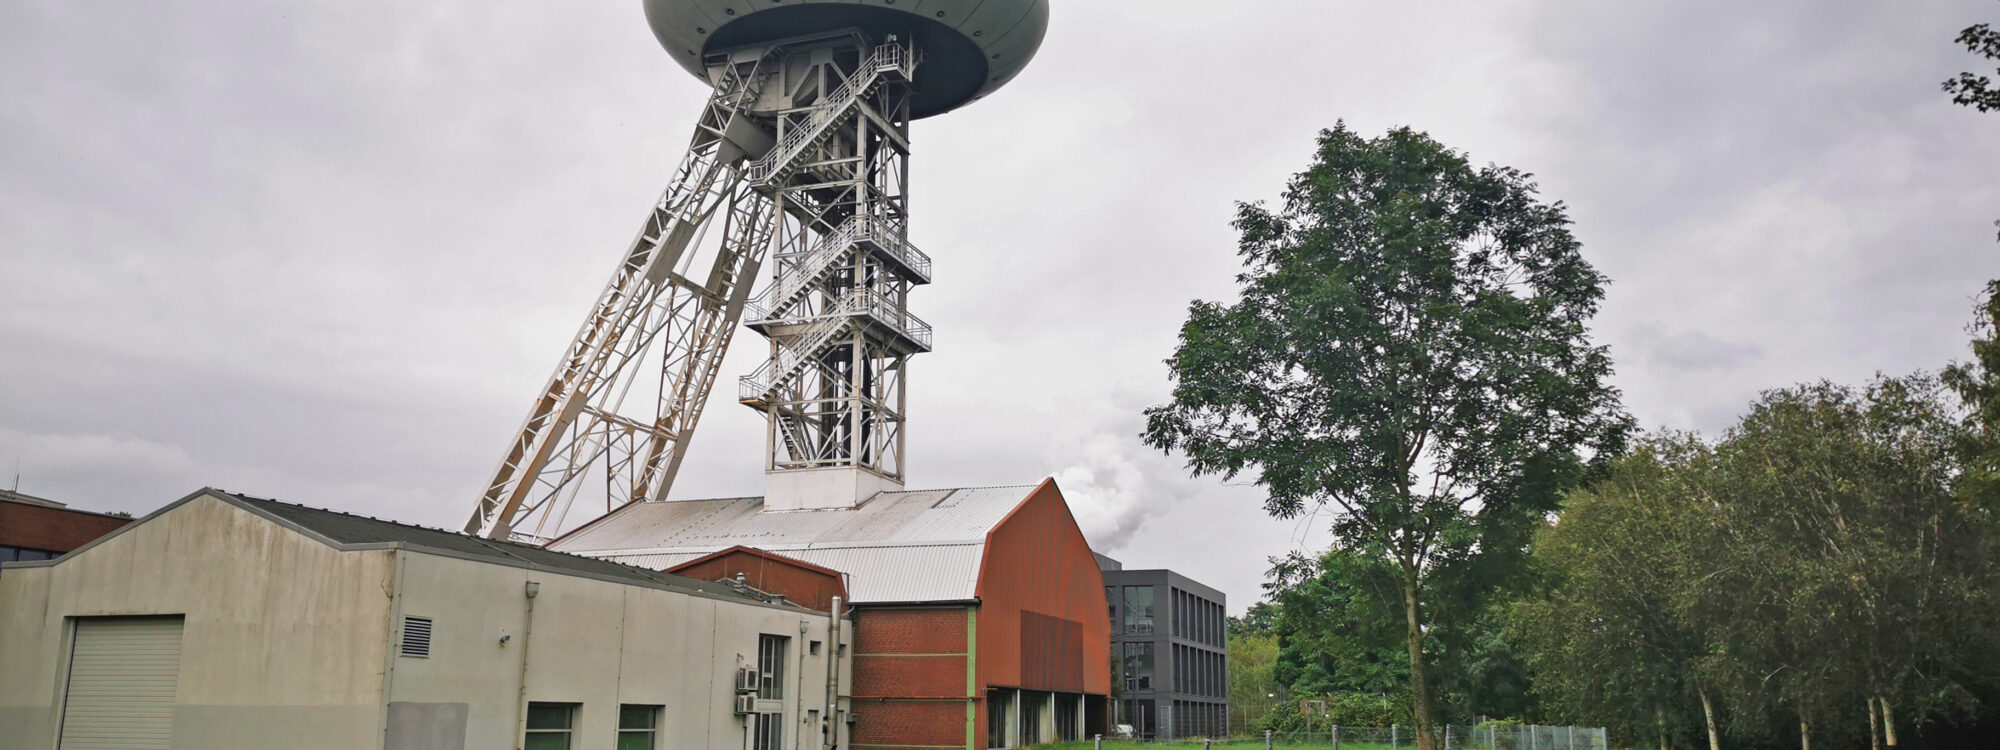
[468,35,927,542]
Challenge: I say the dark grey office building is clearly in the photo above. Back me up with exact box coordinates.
[1099,555,1228,739]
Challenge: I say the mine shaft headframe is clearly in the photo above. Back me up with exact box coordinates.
[465,2,1049,542]
[643,0,1049,118]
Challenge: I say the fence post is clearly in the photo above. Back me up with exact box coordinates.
[1489,724,1496,750]
[1332,725,1339,750]
[1530,725,1538,750]
[1392,724,1399,750]
[1567,726,1575,750]
[1094,735,1101,750]
[1445,725,1452,750]
[1265,730,1272,750]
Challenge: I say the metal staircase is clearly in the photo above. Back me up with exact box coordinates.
[756,215,932,323]
[745,44,913,187]
[736,41,925,480]
[738,290,932,405]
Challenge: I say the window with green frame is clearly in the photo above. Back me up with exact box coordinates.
[618,704,662,750]
[524,702,576,750]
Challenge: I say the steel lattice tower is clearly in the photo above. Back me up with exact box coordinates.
[466,1,1048,540]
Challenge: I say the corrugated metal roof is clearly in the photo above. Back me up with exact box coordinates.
[206,491,764,603]
[548,485,1037,603]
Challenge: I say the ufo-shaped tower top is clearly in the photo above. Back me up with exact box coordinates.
[645,0,1048,118]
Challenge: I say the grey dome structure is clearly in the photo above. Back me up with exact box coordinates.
[643,0,1048,118]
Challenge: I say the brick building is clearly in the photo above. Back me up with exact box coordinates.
[666,545,850,613]
[550,478,1112,750]
[0,489,131,564]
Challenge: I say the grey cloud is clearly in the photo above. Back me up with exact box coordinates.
[4,0,1996,610]
[1644,329,1764,371]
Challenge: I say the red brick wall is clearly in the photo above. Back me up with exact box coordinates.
[853,700,967,748]
[852,607,974,749]
[854,608,966,655]
[0,501,129,553]
[664,546,847,612]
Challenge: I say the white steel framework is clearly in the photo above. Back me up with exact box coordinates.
[468,34,926,541]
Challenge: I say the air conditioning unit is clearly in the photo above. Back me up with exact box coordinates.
[735,665,760,693]
[735,694,758,715]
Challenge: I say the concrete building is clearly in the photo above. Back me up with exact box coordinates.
[0,489,851,750]
[1099,558,1229,739]
[0,489,131,564]
[548,478,1111,750]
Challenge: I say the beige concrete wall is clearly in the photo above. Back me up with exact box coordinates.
[0,495,396,750]
[390,550,854,750]
[0,492,856,750]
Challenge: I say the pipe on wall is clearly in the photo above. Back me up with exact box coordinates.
[825,596,843,750]
[513,579,540,750]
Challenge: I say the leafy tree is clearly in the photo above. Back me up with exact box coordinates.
[1713,375,1994,748]
[1432,602,1535,725]
[1523,376,2000,750]
[1228,631,1283,730]
[1145,123,1629,750]
[1513,435,1725,750]
[1944,7,2000,113]
[1946,282,2000,504]
[1229,601,1281,638]
[1265,550,1410,698]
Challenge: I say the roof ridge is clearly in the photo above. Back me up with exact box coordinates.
[212,489,700,581]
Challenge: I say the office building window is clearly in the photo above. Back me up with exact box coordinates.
[1122,586,1154,635]
[525,702,576,750]
[1122,642,1154,692]
[619,704,661,750]
[757,635,787,699]
[755,635,788,750]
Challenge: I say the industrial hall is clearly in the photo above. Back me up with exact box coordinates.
[0,489,851,750]
[551,479,1114,749]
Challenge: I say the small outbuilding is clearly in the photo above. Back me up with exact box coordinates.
[0,489,851,750]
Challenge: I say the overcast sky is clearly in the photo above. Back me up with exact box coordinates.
[4,1,1996,611]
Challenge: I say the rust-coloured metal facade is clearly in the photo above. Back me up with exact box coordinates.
[849,480,1110,750]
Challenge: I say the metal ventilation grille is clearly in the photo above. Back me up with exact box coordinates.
[400,616,432,658]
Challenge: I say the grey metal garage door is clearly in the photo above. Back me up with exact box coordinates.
[58,616,184,750]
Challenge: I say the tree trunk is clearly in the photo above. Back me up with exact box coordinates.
[1867,697,1881,750]
[1799,717,1809,750]
[1401,566,1438,750]
[1656,704,1668,750]
[1698,687,1720,750]
[1880,695,1898,748]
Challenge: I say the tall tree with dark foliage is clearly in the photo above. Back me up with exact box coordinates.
[1145,124,1628,750]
